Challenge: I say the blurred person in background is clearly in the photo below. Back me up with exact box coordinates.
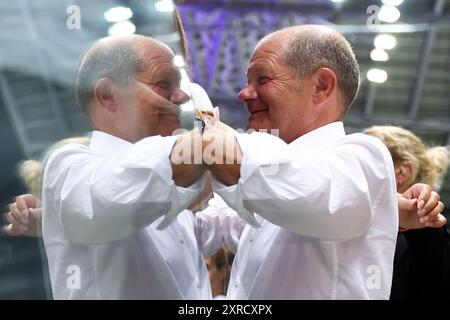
[4,137,90,238]
[364,125,450,300]
[205,245,233,299]
[2,137,90,300]
[0,166,49,299]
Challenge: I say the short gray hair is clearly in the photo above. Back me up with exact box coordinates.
[75,37,142,115]
[280,26,360,115]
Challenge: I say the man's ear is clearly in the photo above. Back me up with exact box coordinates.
[93,78,119,113]
[311,67,337,106]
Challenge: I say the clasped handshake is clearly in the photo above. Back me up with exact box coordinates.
[170,108,247,188]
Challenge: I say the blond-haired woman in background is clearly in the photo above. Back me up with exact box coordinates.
[5,137,90,237]
[364,125,450,300]
[2,137,90,299]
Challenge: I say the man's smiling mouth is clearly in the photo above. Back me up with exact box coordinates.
[250,109,268,115]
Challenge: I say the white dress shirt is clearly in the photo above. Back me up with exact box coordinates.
[42,131,212,299]
[214,122,399,299]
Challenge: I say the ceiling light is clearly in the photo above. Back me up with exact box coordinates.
[104,7,133,23]
[367,68,388,84]
[374,34,397,50]
[370,48,389,62]
[107,21,136,36]
[378,5,401,23]
[382,0,404,6]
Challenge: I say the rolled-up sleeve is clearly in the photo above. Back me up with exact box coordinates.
[43,136,201,244]
[213,132,394,241]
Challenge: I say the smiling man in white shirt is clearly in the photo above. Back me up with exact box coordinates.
[202,25,401,299]
[41,35,219,299]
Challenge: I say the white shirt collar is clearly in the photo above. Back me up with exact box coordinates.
[289,121,346,152]
[89,130,132,156]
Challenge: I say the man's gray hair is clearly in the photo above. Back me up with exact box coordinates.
[280,26,360,115]
[75,37,142,115]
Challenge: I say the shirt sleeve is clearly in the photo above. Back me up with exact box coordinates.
[194,194,246,256]
[213,132,396,241]
[43,135,201,244]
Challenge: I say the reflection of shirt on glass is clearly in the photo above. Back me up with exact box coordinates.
[213,122,399,299]
[42,131,211,299]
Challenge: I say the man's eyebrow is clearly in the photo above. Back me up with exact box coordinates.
[155,68,181,80]
[247,64,270,77]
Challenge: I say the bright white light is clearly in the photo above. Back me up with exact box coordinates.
[370,48,389,62]
[378,5,401,23]
[331,0,345,2]
[107,21,136,36]
[382,0,404,6]
[155,0,174,12]
[179,69,194,112]
[374,34,397,50]
[174,55,185,68]
[104,7,133,22]
[367,68,388,83]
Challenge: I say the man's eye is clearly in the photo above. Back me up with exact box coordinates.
[258,77,270,84]
[156,81,170,89]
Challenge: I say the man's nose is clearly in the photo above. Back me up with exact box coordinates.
[238,84,257,101]
[171,88,190,105]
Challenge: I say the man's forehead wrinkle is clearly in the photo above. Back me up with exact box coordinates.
[138,50,176,77]
[248,51,279,75]
[246,63,269,80]
[138,59,182,87]
[250,53,277,64]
